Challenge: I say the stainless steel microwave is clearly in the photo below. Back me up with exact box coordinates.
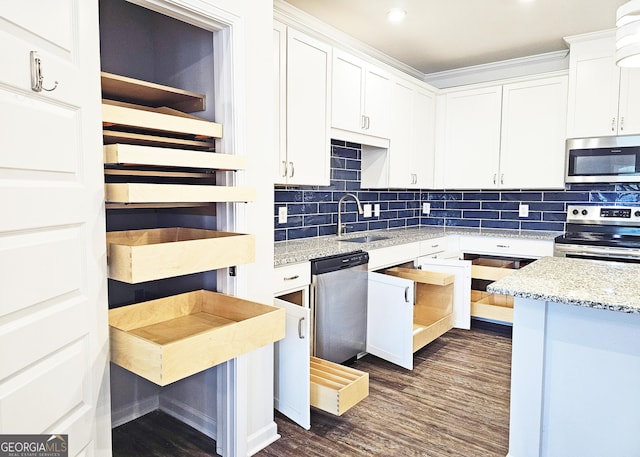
[565,136,640,183]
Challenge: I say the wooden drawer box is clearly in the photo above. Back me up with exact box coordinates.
[109,290,285,386]
[472,293,514,323]
[105,183,256,204]
[102,102,222,139]
[106,228,255,283]
[309,356,369,416]
[104,144,246,170]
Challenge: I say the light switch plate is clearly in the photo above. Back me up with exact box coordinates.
[519,203,529,218]
[423,202,431,215]
[374,204,380,217]
[363,204,372,218]
[278,206,287,223]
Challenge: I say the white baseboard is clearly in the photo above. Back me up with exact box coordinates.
[160,395,217,440]
[247,421,280,456]
[111,396,159,428]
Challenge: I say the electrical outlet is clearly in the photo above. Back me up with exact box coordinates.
[363,204,372,218]
[278,206,287,223]
[423,202,431,215]
[519,203,529,218]
[374,204,380,217]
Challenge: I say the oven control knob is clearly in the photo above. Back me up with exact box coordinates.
[572,209,579,215]
[581,209,588,216]
[635,211,640,217]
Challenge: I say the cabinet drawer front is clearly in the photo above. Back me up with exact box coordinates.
[460,236,553,258]
[419,237,448,256]
[273,262,311,294]
[368,242,420,270]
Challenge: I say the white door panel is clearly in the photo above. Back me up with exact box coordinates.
[0,228,82,317]
[366,271,414,370]
[273,297,311,430]
[0,1,110,453]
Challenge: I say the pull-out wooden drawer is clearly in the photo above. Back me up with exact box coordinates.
[309,356,369,416]
[469,257,522,323]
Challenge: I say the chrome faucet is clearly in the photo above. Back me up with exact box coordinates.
[337,193,364,237]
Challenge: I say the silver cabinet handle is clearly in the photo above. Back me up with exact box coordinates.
[496,244,510,248]
[298,317,305,339]
[493,173,497,185]
[361,114,367,129]
[404,286,411,303]
[281,160,288,178]
[612,117,617,132]
[283,275,299,281]
[366,116,371,129]
[289,161,294,177]
[431,244,440,248]
[621,116,625,131]
[500,173,504,185]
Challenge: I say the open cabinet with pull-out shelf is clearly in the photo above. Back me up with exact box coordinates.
[274,255,471,429]
[274,261,369,430]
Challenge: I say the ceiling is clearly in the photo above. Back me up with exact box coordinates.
[283,0,627,74]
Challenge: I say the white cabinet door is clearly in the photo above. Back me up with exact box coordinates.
[500,75,568,189]
[363,66,392,139]
[441,86,502,189]
[618,68,640,135]
[273,297,311,430]
[331,49,365,133]
[273,22,287,183]
[566,33,640,137]
[412,86,436,189]
[388,80,414,187]
[331,49,391,140]
[285,28,331,185]
[366,272,415,370]
[415,258,472,330]
[0,0,110,452]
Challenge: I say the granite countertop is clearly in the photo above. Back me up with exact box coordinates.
[487,256,640,314]
[274,226,560,266]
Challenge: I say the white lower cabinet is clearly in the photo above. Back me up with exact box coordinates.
[273,262,368,430]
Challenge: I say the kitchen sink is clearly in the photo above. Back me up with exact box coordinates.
[340,234,389,243]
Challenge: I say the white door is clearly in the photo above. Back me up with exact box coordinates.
[442,86,502,189]
[273,22,287,184]
[0,1,110,455]
[617,67,640,135]
[415,258,472,330]
[363,66,392,139]
[366,272,415,370]
[500,76,568,189]
[273,298,311,430]
[412,87,436,189]
[286,28,331,186]
[331,50,364,133]
[388,80,414,187]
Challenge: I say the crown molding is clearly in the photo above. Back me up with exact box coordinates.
[564,28,615,46]
[273,0,425,81]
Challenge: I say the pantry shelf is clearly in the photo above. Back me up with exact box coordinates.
[101,72,206,113]
[109,290,286,386]
[106,228,255,283]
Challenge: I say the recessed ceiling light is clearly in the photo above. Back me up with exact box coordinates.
[386,8,407,23]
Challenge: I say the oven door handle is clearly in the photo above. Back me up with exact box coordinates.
[555,244,640,260]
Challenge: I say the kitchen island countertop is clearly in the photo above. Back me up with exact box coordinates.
[487,256,640,314]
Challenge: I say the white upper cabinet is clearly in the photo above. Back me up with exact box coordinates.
[439,73,568,189]
[440,85,503,189]
[274,23,331,185]
[387,79,436,188]
[566,31,640,138]
[331,49,392,142]
[500,76,568,189]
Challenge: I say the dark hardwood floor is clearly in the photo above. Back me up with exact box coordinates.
[112,323,512,457]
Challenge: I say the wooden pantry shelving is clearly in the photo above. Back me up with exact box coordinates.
[109,290,285,386]
[106,228,255,284]
[104,183,256,204]
[469,258,517,323]
[101,71,207,113]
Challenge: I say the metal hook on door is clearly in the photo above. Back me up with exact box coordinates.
[30,51,58,92]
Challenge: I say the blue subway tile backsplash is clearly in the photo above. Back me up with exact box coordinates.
[274,141,640,242]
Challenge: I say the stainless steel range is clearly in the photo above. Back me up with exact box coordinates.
[554,205,640,262]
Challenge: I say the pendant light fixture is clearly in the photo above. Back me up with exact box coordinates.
[616,0,640,66]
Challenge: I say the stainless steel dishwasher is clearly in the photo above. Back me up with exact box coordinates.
[310,250,369,364]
